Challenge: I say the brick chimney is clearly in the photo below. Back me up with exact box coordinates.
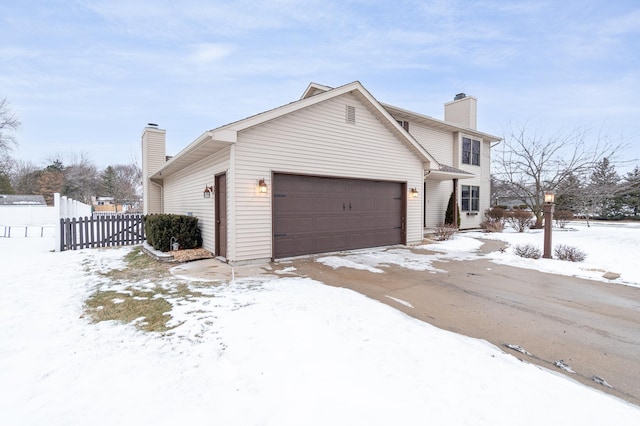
[444,93,477,130]
[141,123,166,215]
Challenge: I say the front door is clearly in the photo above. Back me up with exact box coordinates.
[215,173,227,258]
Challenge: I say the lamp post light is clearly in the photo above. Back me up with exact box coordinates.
[543,191,555,259]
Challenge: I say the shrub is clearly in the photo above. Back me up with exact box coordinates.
[433,223,458,241]
[480,207,506,232]
[554,244,586,262]
[513,244,541,259]
[444,192,461,228]
[506,209,534,232]
[144,214,202,252]
[554,210,573,229]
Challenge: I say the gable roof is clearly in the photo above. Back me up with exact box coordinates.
[0,194,47,206]
[303,82,500,142]
[152,81,439,179]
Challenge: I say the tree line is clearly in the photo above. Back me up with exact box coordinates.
[1,96,141,210]
[492,123,639,225]
[4,94,639,221]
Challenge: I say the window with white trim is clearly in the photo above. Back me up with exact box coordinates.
[462,137,481,166]
[461,185,480,211]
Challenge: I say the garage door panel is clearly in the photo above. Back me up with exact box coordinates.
[315,215,348,232]
[273,174,405,258]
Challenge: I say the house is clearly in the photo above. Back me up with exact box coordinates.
[0,194,49,227]
[0,194,47,206]
[91,196,124,213]
[142,81,500,264]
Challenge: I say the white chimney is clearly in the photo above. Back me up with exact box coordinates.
[141,124,166,215]
[444,93,477,130]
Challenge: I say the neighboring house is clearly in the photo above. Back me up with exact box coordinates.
[0,194,49,226]
[91,196,124,213]
[142,81,500,264]
[494,196,534,210]
[0,194,47,206]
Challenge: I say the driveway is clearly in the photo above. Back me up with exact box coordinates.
[285,240,640,406]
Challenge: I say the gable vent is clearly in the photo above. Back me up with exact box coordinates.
[345,105,356,124]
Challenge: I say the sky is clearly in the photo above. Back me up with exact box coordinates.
[1,0,639,170]
[2,225,640,424]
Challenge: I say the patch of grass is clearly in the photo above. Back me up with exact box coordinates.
[84,247,215,332]
[85,289,173,332]
[100,247,170,281]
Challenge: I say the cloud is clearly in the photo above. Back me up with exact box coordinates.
[600,8,640,36]
[187,43,235,65]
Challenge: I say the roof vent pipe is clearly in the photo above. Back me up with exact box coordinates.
[454,93,466,101]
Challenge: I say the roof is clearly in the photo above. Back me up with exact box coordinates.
[425,164,475,181]
[152,81,439,179]
[304,82,500,142]
[0,194,47,206]
[381,103,501,142]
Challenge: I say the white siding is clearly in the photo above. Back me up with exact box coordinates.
[141,127,166,215]
[409,125,454,165]
[457,134,491,229]
[232,93,425,262]
[424,180,452,228]
[163,147,230,253]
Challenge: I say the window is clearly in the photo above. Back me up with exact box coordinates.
[462,137,480,166]
[461,185,480,211]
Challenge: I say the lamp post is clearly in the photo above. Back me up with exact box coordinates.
[543,191,555,259]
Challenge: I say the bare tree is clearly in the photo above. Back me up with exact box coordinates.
[10,160,41,194]
[63,153,99,204]
[0,97,20,157]
[100,163,142,212]
[493,124,623,228]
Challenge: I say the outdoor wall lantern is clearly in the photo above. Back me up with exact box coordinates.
[203,185,214,198]
[544,191,555,204]
[410,187,419,198]
[258,178,268,193]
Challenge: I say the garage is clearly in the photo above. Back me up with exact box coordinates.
[273,173,406,258]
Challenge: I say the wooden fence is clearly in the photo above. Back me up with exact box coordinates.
[59,214,145,251]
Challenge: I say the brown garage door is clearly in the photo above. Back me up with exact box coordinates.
[273,174,406,258]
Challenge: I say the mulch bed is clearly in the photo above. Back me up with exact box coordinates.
[169,248,215,263]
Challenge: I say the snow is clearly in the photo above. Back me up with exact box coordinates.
[462,221,640,287]
[385,295,414,308]
[1,227,640,425]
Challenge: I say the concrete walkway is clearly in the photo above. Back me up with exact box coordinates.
[172,241,640,406]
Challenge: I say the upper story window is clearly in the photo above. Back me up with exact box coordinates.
[462,137,481,166]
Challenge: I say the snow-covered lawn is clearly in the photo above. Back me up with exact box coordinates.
[464,220,640,287]
[1,225,639,425]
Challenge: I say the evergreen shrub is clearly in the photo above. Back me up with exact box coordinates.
[144,214,202,252]
[444,192,461,227]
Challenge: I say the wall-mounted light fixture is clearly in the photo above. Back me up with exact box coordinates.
[258,178,268,193]
[410,187,419,198]
[203,185,214,198]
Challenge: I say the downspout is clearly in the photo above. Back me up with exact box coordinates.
[424,169,431,229]
[151,180,164,213]
[453,178,459,228]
